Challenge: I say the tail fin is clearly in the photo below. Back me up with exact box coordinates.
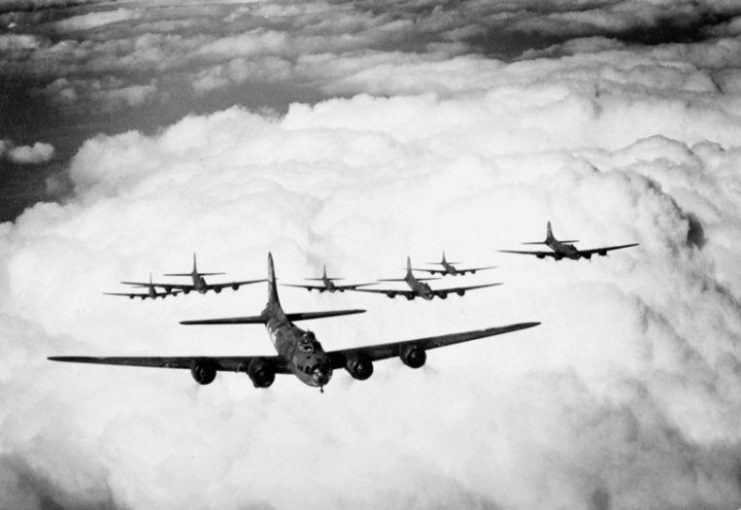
[406,256,413,276]
[546,221,554,242]
[193,253,197,273]
[323,265,327,279]
[268,252,280,305]
[442,250,446,263]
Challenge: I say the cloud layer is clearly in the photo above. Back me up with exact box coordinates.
[1,1,741,509]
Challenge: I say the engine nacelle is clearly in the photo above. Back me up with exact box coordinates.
[536,254,545,259]
[214,287,222,293]
[190,360,217,385]
[345,355,373,380]
[386,292,397,299]
[438,291,448,299]
[598,250,607,256]
[456,290,465,296]
[232,284,240,290]
[246,359,275,388]
[401,345,426,368]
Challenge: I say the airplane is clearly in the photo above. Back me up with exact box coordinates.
[282,264,376,293]
[122,253,265,295]
[105,273,181,300]
[498,221,639,260]
[48,253,540,392]
[352,256,502,300]
[414,251,496,276]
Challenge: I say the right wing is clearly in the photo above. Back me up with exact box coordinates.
[122,281,196,291]
[204,279,266,291]
[48,355,290,373]
[281,282,376,291]
[326,322,540,367]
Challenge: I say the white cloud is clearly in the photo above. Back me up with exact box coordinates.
[0,139,55,164]
[2,75,741,508]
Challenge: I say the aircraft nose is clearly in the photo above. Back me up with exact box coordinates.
[312,366,332,386]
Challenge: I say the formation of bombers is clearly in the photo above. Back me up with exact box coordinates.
[49,222,638,392]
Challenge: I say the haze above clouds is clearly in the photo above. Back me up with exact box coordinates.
[1,0,741,509]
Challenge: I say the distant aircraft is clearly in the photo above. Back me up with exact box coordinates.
[122,253,265,294]
[414,251,496,276]
[498,222,639,260]
[105,274,180,300]
[353,256,502,300]
[49,254,540,391]
[281,265,375,293]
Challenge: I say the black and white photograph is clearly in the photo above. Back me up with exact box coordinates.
[1,0,741,508]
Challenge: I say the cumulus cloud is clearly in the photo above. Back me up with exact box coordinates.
[2,1,741,509]
[3,63,741,509]
[0,139,55,164]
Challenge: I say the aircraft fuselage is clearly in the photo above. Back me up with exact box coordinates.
[405,274,434,300]
[546,240,583,260]
[263,301,332,387]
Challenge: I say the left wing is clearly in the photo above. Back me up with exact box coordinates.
[497,249,558,258]
[414,266,497,275]
[351,287,418,299]
[48,355,291,373]
[104,290,179,299]
[204,279,267,291]
[281,282,376,291]
[326,322,540,367]
[575,243,640,256]
[431,282,502,297]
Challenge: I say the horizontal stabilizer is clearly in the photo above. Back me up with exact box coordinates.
[180,315,267,325]
[285,309,366,321]
[377,278,408,282]
[521,241,549,245]
[180,309,366,325]
[165,272,226,276]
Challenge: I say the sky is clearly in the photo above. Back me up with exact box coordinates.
[1,0,741,509]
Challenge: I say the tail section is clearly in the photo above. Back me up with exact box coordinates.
[406,256,413,277]
[268,252,280,305]
[322,264,327,279]
[442,250,446,263]
[546,221,554,242]
[193,252,197,274]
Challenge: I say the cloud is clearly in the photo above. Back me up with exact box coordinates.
[2,1,741,509]
[0,139,55,164]
[3,72,741,509]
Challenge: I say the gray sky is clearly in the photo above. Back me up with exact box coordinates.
[2,1,741,509]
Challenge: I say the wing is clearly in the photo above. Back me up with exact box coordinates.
[497,249,558,258]
[48,355,291,373]
[351,287,418,299]
[326,322,540,367]
[332,282,377,290]
[412,267,445,274]
[104,291,180,299]
[457,265,497,273]
[281,283,329,291]
[575,243,640,256]
[204,279,267,291]
[432,282,502,297]
[122,281,196,290]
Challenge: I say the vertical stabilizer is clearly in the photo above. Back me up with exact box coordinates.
[267,252,280,305]
[322,265,327,279]
[406,256,412,276]
[546,221,554,242]
[192,252,198,274]
[442,250,447,263]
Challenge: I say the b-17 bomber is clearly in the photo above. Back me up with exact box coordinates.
[105,274,181,300]
[49,254,540,392]
[352,256,502,300]
[122,253,265,295]
[414,251,496,276]
[498,222,639,261]
[281,265,375,293]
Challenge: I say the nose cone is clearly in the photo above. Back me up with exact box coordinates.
[312,366,332,386]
